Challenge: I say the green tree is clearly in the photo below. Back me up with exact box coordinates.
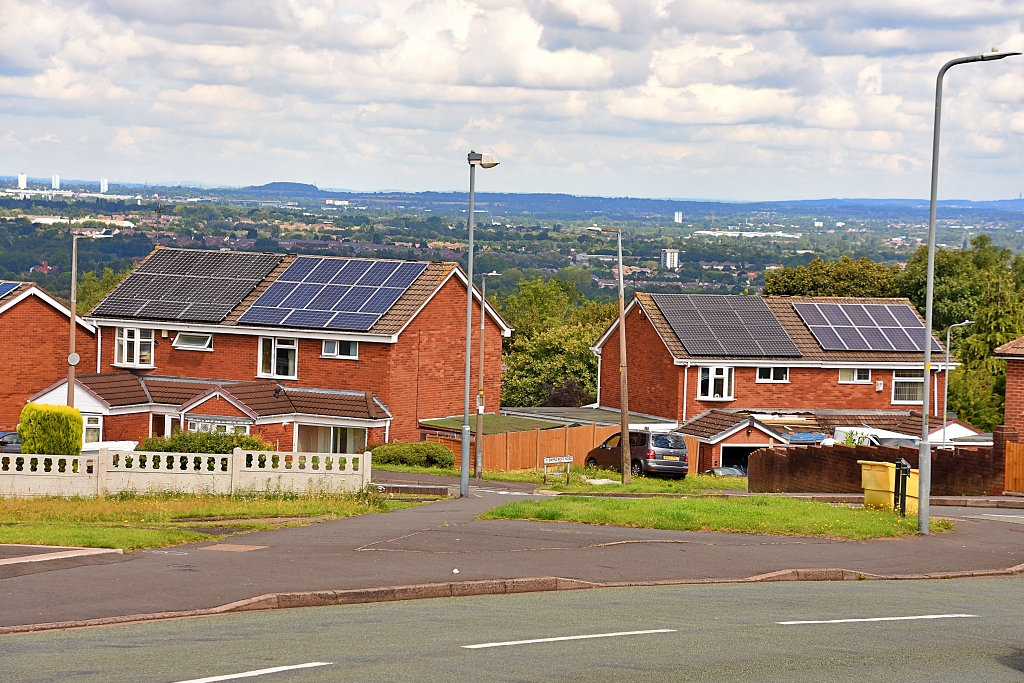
[764,256,900,297]
[77,266,133,314]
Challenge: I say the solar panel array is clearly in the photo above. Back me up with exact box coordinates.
[238,257,427,332]
[650,294,802,357]
[792,302,942,352]
[0,281,19,299]
[92,250,283,323]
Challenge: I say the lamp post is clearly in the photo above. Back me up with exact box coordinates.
[941,320,974,448]
[462,151,499,498]
[919,49,1020,534]
[474,270,500,480]
[588,226,631,483]
[68,231,112,407]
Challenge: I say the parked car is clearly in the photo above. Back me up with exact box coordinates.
[704,466,745,477]
[0,431,21,453]
[584,430,688,478]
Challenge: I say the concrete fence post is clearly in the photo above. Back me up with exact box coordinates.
[230,447,243,495]
[95,447,108,497]
[363,450,372,489]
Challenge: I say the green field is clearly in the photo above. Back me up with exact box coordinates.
[481,495,954,540]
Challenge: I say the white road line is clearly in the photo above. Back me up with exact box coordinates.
[463,629,676,649]
[171,662,332,683]
[982,514,1024,518]
[777,614,978,625]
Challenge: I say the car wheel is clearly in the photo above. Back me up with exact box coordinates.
[630,460,643,478]
[585,457,598,468]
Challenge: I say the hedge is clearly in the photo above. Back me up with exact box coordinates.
[136,431,273,454]
[371,441,456,469]
[18,403,83,456]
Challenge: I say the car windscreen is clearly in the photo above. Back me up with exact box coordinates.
[652,433,686,450]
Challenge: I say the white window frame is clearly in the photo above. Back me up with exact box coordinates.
[891,369,924,404]
[698,366,735,401]
[756,367,789,383]
[83,415,102,443]
[839,368,872,384]
[187,419,248,435]
[321,340,359,360]
[172,332,213,351]
[114,327,155,368]
[258,337,298,379]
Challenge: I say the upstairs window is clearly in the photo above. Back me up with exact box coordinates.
[259,337,297,379]
[322,340,358,359]
[173,333,213,351]
[892,369,924,404]
[756,367,789,383]
[699,366,734,400]
[115,328,154,367]
[839,368,872,383]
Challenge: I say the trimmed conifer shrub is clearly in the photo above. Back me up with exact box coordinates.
[18,403,84,456]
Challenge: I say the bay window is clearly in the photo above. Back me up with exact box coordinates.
[699,366,734,400]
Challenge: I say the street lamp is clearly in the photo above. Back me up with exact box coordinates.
[919,49,1020,534]
[474,270,500,480]
[462,151,499,498]
[941,320,974,448]
[587,226,632,483]
[68,230,113,407]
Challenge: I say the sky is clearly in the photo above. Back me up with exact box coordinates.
[1,0,1023,201]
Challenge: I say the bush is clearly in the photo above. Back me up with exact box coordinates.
[136,431,273,454]
[371,441,456,469]
[18,403,83,456]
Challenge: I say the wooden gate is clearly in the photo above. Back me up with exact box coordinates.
[1007,442,1024,494]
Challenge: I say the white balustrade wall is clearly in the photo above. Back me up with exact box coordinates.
[0,448,371,497]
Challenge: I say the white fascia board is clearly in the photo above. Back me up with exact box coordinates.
[253,413,390,428]
[1,288,96,333]
[85,318,398,344]
[673,358,958,371]
[592,298,640,352]
[408,267,512,338]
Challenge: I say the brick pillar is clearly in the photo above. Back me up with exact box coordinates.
[994,424,1017,462]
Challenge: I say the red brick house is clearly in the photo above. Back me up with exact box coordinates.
[593,293,948,427]
[994,337,1024,435]
[30,248,510,452]
[0,281,97,432]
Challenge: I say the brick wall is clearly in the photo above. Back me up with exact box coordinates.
[103,412,151,442]
[95,276,505,445]
[749,442,1005,496]
[253,422,294,451]
[186,396,249,418]
[1005,360,1024,435]
[0,296,97,431]
[598,309,947,421]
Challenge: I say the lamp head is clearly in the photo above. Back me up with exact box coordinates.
[981,49,1022,61]
[468,151,500,168]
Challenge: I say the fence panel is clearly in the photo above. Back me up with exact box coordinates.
[506,430,539,471]
[481,433,507,472]
[1007,442,1024,494]
[538,428,567,464]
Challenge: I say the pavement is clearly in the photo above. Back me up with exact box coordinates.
[2,472,1024,631]
[3,578,1024,682]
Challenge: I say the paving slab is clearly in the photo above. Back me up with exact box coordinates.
[1,491,1023,629]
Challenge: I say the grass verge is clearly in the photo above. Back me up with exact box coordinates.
[0,487,397,551]
[480,495,955,540]
[376,464,747,490]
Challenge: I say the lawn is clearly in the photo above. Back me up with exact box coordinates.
[0,487,402,551]
[480,495,955,540]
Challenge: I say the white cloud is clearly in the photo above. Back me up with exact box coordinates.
[0,0,1021,199]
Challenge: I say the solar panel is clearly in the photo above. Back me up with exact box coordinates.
[0,281,18,298]
[793,302,942,353]
[235,257,428,331]
[92,249,283,323]
[650,294,801,357]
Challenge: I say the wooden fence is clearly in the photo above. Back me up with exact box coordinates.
[427,424,620,472]
[1007,441,1024,494]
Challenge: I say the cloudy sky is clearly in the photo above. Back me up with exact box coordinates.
[1,0,1023,200]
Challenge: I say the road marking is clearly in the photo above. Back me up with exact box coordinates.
[463,629,676,649]
[982,514,1024,518]
[172,662,332,682]
[777,614,977,625]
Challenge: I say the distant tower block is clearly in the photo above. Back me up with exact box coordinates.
[17,173,26,189]
[673,211,683,224]
[661,248,679,269]
[51,174,60,190]
[100,178,108,193]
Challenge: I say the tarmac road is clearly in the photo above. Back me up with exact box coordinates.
[2,578,1023,682]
